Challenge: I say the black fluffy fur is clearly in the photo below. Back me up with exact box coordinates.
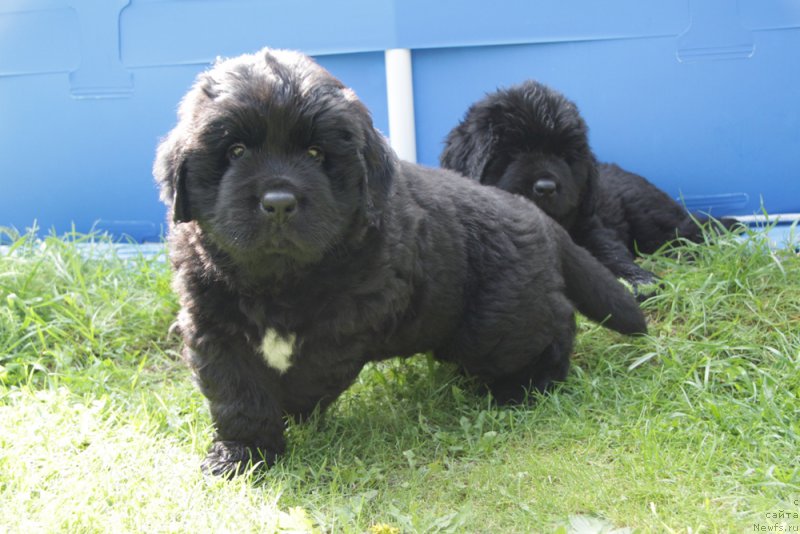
[440,80,738,291]
[154,50,647,477]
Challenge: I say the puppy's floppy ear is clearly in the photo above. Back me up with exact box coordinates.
[342,89,395,222]
[152,69,222,224]
[154,128,193,224]
[359,124,395,222]
[440,117,499,184]
[171,160,191,224]
[574,157,599,219]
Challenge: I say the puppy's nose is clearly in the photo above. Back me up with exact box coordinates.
[533,179,557,197]
[260,191,297,221]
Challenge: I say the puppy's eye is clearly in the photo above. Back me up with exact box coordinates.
[227,143,246,160]
[307,146,324,162]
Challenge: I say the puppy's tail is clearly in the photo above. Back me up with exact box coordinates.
[558,233,648,335]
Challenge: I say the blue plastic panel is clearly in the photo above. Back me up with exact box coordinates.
[119,0,395,65]
[412,1,800,217]
[0,6,80,76]
[393,0,687,48]
[1,0,798,241]
[0,1,388,241]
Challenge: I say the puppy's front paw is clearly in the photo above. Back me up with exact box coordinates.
[626,269,656,287]
[629,274,662,302]
[201,440,277,478]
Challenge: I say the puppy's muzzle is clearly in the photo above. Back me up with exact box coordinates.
[533,179,558,197]
[261,190,298,223]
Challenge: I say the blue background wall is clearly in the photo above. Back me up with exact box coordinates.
[1,0,798,241]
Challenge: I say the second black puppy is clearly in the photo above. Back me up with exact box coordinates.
[155,49,646,477]
[441,80,733,290]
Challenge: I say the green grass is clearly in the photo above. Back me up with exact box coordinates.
[1,225,798,533]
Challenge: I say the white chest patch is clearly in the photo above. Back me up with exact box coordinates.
[260,329,296,374]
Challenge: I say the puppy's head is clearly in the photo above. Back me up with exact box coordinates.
[154,49,394,275]
[441,80,598,228]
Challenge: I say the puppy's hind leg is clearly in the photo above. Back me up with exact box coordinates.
[486,335,574,405]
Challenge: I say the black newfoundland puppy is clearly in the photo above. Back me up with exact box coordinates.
[155,49,646,477]
[440,80,735,291]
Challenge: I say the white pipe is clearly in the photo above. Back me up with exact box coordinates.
[384,48,417,163]
[731,213,800,223]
